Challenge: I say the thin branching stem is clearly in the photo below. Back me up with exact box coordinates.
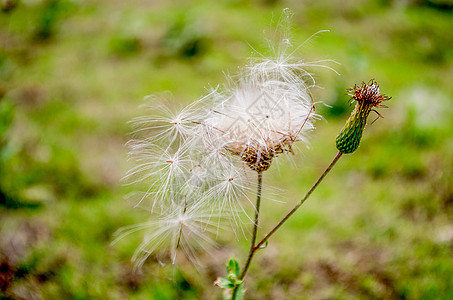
[233,151,343,299]
[232,172,263,300]
[254,151,342,250]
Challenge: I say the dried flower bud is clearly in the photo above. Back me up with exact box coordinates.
[239,144,276,173]
[336,80,391,154]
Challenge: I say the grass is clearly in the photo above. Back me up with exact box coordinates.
[1,0,453,299]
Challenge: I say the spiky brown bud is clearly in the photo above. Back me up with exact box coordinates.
[336,80,391,154]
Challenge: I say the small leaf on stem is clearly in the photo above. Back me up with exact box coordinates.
[259,240,269,249]
[227,258,241,277]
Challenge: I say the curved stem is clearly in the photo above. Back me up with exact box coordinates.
[254,151,342,250]
[232,172,263,300]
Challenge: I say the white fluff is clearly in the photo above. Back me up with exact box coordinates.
[119,22,335,266]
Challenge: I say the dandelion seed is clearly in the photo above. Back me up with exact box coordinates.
[204,165,255,222]
[129,94,210,149]
[124,145,193,211]
[114,198,221,269]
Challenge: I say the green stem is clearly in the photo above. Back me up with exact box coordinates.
[231,172,263,300]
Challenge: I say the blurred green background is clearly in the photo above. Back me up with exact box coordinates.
[1,0,453,299]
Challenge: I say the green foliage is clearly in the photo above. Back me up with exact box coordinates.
[33,0,75,41]
[0,99,14,147]
[161,12,210,60]
[215,258,244,300]
[0,99,23,209]
[321,85,351,119]
[109,36,142,57]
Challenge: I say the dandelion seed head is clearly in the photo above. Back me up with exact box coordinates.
[202,66,318,172]
[120,11,335,266]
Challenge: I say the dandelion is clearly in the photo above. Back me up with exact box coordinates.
[120,11,333,271]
